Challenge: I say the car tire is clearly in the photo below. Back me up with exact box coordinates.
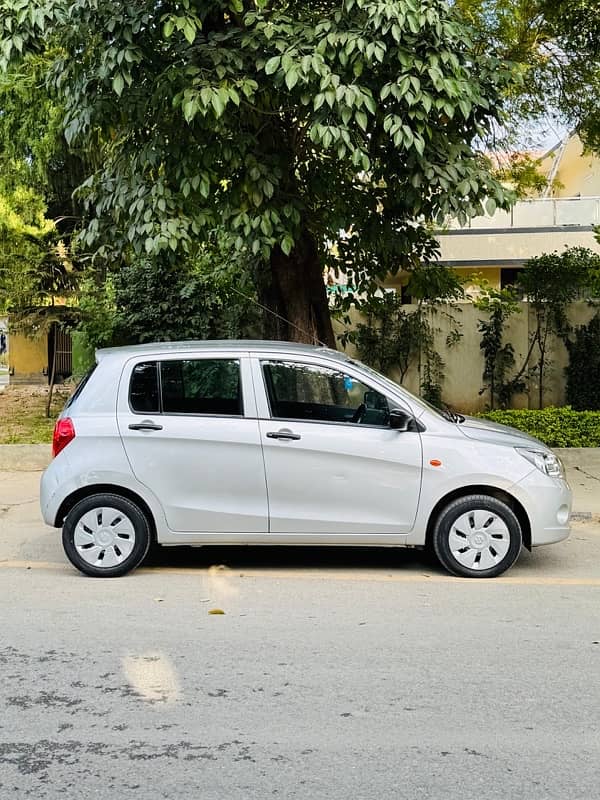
[432,494,522,578]
[62,493,151,577]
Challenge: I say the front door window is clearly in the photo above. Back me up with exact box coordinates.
[262,360,390,426]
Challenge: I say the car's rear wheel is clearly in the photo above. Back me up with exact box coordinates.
[432,494,522,578]
[62,493,151,577]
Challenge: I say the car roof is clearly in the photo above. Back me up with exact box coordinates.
[96,339,351,364]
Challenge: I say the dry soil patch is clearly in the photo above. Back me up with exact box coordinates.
[0,384,71,444]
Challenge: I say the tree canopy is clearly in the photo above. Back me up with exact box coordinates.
[0,179,78,327]
[456,0,600,149]
[0,0,517,346]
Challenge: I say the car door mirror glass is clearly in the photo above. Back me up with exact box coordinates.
[389,409,412,431]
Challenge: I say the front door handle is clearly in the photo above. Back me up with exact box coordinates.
[128,420,163,431]
[266,429,301,441]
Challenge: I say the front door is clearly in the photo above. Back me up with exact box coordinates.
[118,355,268,533]
[253,357,423,536]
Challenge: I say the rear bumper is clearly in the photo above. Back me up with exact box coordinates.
[40,459,61,526]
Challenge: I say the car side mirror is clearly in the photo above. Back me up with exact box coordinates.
[389,409,412,431]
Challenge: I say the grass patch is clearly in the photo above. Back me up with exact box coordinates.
[0,384,72,444]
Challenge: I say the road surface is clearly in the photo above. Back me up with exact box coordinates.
[1,470,599,799]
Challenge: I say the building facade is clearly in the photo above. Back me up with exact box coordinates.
[435,135,600,291]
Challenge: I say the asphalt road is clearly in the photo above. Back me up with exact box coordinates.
[2,471,600,799]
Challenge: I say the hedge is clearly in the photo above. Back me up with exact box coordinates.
[477,406,600,448]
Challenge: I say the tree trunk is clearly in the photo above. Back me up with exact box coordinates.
[260,229,336,348]
[46,327,57,419]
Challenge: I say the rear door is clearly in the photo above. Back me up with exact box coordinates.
[117,353,268,533]
[251,355,423,537]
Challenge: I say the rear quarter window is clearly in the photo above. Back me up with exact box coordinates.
[129,362,160,413]
[64,365,97,410]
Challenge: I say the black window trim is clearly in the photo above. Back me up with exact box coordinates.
[260,413,410,432]
[127,357,245,418]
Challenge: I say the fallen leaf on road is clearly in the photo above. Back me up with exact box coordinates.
[208,564,229,574]
[208,608,225,615]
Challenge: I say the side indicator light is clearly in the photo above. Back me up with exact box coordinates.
[430,459,442,467]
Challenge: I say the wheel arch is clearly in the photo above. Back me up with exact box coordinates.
[425,485,531,552]
[54,484,158,543]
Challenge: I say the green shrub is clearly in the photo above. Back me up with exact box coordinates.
[565,313,600,411]
[477,406,600,448]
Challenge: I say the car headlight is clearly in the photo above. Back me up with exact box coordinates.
[516,448,564,478]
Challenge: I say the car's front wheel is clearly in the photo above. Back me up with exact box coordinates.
[432,494,523,578]
[62,493,151,577]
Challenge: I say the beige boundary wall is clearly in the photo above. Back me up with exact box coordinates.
[335,301,597,413]
[7,331,48,385]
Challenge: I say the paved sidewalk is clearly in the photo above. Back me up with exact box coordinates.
[554,448,600,516]
[0,444,51,472]
[0,444,599,514]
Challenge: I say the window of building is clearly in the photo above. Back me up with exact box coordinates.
[500,267,524,291]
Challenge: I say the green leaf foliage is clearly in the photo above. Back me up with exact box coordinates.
[518,247,599,309]
[77,233,261,350]
[478,407,600,448]
[488,153,550,199]
[474,283,524,409]
[514,247,600,408]
[0,0,516,344]
[0,182,79,327]
[342,262,464,405]
[455,0,600,150]
[565,313,600,412]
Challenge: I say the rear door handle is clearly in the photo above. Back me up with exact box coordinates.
[128,420,163,431]
[266,429,301,441]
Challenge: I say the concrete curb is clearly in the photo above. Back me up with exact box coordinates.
[572,514,600,524]
[0,444,51,472]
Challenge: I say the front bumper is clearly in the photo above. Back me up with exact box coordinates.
[512,469,572,547]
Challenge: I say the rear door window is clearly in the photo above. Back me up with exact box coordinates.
[160,359,242,416]
[128,358,243,416]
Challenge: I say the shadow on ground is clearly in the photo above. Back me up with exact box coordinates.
[143,543,442,575]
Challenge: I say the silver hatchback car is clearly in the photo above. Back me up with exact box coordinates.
[41,341,571,578]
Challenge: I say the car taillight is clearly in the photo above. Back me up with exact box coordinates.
[52,417,76,458]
